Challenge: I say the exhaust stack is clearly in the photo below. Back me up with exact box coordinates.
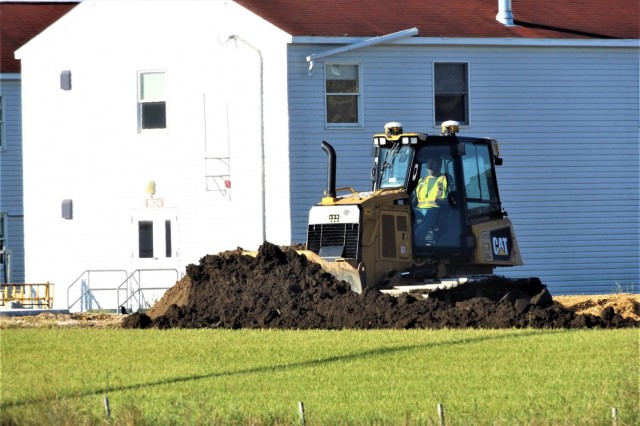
[496,0,515,26]
[321,141,336,203]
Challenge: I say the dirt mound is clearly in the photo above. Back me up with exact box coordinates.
[122,242,639,330]
[554,294,640,321]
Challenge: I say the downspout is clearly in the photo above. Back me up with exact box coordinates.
[305,27,418,76]
[228,35,266,243]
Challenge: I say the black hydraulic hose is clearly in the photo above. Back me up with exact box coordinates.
[321,141,336,198]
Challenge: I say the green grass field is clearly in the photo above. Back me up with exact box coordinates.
[1,328,638,425]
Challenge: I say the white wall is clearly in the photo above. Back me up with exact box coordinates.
[18,0,292,309]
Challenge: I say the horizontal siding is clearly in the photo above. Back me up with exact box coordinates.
[0,78,25,282]
[288,43,639,295]
[474,45,639,295]
[4,215,25,283]
[0,79,24,213]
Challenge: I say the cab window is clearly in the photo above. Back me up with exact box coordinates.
[463,143,501,218]
[412,145,461,248]
[379,145,412,189]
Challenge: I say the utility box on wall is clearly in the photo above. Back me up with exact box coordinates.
[61,199,73,219]
[60,70,72,90]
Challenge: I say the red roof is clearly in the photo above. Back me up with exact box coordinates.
[1,0,637,75]
[235,0,639,39]
[0,2,78,73]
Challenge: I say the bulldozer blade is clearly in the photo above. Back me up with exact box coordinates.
[296,250,363,293]
[240,249,363,293]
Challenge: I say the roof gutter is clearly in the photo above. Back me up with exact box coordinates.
[305,27,418,76]
[294,36,638,48]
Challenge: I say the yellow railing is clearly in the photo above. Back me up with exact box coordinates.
[0,283,54,309]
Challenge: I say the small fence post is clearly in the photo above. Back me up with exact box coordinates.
[104,396,111,418]
[437,403,445,426]
[298,401,305,426]
[611,407,618,426]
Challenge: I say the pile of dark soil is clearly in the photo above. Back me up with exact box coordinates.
[122,242,639,330]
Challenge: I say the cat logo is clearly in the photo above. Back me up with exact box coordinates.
[493,237,509,256]
[489,228,513,261]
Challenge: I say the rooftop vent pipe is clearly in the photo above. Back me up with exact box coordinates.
[496,0,515,26]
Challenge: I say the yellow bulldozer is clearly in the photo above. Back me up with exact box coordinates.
[305,121,542,301]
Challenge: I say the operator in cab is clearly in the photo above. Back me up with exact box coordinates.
[413,156,448,243]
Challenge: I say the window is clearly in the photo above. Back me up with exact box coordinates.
[164,220,172,258]
[434,63,468,125]
[138,71,166,130]
[412,145,462,248]
[325,63,361,125]
[379,145,413,189]
[463,142,500,218]
[138,221,154,258]
[136,218,173,259]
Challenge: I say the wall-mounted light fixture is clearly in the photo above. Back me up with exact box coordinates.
[145,181,156,197]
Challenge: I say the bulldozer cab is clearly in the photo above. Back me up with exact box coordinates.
[372,125,504,261]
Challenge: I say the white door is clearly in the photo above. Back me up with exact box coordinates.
[129,208,180,310]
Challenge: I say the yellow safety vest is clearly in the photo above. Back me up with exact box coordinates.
[416,175,447,208]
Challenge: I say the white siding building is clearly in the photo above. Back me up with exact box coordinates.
[0,1,77,285]
[15,0,639,309]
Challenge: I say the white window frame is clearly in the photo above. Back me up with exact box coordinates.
[137,70,167,133]
[433,62,470,126]
[324,62,363,128]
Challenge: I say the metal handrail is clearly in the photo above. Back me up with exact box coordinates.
[116,268,179,313]
[67,270,128,311]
